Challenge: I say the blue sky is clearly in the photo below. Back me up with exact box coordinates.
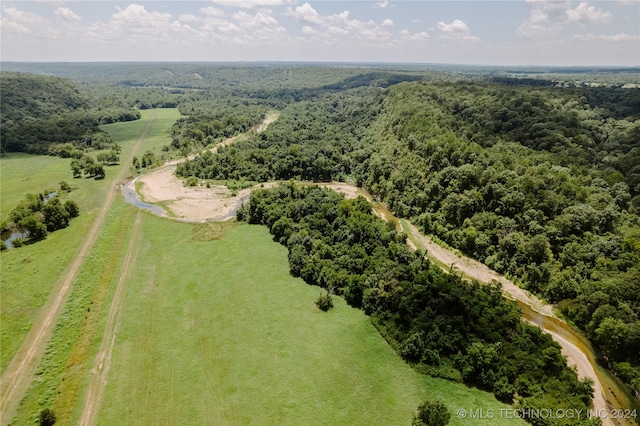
[1,1,638,65]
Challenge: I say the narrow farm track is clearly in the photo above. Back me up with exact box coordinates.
[0,111,157,425]
[78,212,142,426]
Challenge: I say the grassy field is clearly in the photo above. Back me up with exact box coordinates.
[79,219,521,426]
[1,109,181,424]
[0,109,181,372]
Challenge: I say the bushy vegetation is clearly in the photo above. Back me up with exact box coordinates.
[245,184,596,423]
[1,181,80,247]
[353,81,640,392]
[413,399,450,426]
[0,72,138,155]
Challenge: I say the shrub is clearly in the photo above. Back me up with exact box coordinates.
[412,399,450,426]
[39,408,56,426]
[315,291,334,311]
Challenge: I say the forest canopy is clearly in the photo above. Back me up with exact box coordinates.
[0,72,139,154]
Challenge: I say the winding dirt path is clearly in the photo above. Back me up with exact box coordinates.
[0,111,157,425]
[78,212,142,426]
[397,220,617,426]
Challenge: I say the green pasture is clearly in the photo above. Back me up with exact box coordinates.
[0,110,178,373]
[102,108,181,163]
[87,219,520,426]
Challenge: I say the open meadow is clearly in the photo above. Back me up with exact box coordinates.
[0,109,181,370]
[83,219,521,425]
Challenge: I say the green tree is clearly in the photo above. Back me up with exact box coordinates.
[412,400,451,426]
[39,408,56,426]
[64,200,80,218]
[70,160,82,178]
[42,199,70,231]
[315,291,334,311]
[19,215,47,242]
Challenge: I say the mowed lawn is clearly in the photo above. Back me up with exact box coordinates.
[93,217,521,425]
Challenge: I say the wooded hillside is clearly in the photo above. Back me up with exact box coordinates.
[0,72,138,154]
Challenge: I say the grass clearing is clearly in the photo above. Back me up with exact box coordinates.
[1,110,180,420]
[89,220,520,425]
[103,108,181,164]
[0,154,115,371]
[7,201,137,425]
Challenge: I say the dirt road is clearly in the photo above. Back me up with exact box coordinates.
[78,213,142,426]
[0,111,157,425]
[397,219,617,426]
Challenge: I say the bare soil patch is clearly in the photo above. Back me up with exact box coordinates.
[136,168,277,221]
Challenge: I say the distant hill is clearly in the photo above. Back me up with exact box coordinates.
[0,72,138,154]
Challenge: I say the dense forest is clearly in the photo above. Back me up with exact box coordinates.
[353,82,640,393]
[172,73,640,397]
[175,87,382,180]
[0,72,138,155]
[243,184,596,424]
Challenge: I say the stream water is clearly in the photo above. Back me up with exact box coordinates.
[122,177,168,218]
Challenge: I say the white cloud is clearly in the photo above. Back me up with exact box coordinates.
[1,6,50,35]
[566,2,613,24]
[285,2,393,44]
[230,9,286,42]
[518,1,614,38]
[111,4,172,28]
[54,7,81,22]
[573,32,639,42]
[374,0,395,9]
[436,19,479,41]
[437,19,469,33]
[210,0,294,8]
[201,7,225,17]
[399,29,429,41]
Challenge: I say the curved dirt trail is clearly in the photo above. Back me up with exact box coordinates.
[78,212,142,426]
[398,220,617,426]
[0,111,157,425]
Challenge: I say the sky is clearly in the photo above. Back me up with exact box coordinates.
[1,0,638,66]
